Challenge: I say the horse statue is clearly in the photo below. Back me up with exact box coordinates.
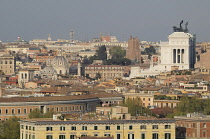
[173,20,188,33]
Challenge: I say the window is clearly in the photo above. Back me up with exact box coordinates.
[148,98,150,101]
[129,125,133,130]
[46,135,53,139]
[71,126,76,131]
[12,109,15,114]
[140,125,146,129]
[70,135,75,139]
[94,126,98,130]
[203,131,207,137]
[60,126,65,131]
[117,125,120,130]
[29,126,31,130]
[105,126,110,130]
[104,134,110,137]
[18,109,21,114]
[152,125,158,129]
[94,134,98,137]
[82,126,87,130]
[117,134,121,139]
[165,133,171,139]
[21,125,24,129]
[152,133,158,139]
[165,125,171,129]
[128,134,134,139]
[203,123,207,128]
[61,107,63,111]
[24,109,27,114]
[59,135,65,139]
[6,109,8,114]
[26,126,28,130]
[141,133,145,139]
[33,127,35,131]
[46,127,53,131]
[0,109,1,114]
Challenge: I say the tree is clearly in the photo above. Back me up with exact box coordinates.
[28,108,54,119]
[95,72,101,80]
[109,46,125,59]
[96,45,107,60]
[141,46,157,59]
[121,58,132,66]
[88,45,107,64]
[88,55,99,64]
[123,97,153,116]
[28,108,42,118]
[106,58,131,66]
[0,117,20,139]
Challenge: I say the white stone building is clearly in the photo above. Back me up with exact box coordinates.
[130,30,196,78]
[18,69,34,87]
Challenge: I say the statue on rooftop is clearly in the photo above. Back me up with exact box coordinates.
[173,20,188,33]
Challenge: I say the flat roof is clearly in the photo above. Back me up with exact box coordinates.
[0,93,122,103]
[20,119,175,125]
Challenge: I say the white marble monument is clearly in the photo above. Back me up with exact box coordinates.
[129,22,196,78]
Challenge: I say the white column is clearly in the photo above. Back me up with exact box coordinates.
[180,49,182,63]
[182,49,184,63]
[176,49,178,63]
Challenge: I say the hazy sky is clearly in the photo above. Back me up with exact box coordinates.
[0,0,210,42]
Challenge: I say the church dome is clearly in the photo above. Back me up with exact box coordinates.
[51,56,68,67]
[50,49,69,75]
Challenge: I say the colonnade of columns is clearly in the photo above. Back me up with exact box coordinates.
[173,49,185,63]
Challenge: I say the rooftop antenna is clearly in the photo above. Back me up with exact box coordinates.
[47,34,52,41]
[70,30,74,42]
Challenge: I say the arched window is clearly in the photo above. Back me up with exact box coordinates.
[25,73,27,79]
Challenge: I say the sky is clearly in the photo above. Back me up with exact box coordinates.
[0,0,210,42]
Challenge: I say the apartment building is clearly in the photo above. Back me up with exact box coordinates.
[0,54,16,75]
[175,113,210,139]
[85,65,124,79]
[19,119,175,139]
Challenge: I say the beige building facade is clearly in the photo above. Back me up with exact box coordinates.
[0,95,99,120]
[19,119,175,139]
[0,54,16,75]
[85,65,124,79]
